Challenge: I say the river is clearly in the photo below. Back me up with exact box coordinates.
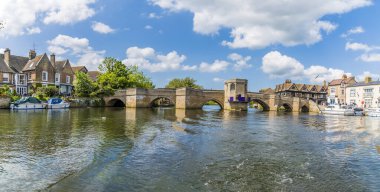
[0,106,379,191]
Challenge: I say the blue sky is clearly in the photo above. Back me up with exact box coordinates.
[1,0,379,91]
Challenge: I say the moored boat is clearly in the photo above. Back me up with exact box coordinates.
[10,97,45,110]
[366,108,380,117]
[322,104,362,116]
[46,98,70,109]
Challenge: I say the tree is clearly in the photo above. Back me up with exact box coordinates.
[165,77,203,89]
[97,57,154,93]
[73,72,99,97]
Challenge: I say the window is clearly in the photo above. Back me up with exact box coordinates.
[350,89,356,97]
[340,82,345,88]
[341,89,344,95]
[230,83,235,91]
[330,87,336,94]
[42,71,48,81]
[55,73,60,83]
[66,75,70,84]
[19,74,25,85]
[2,73,9,82]
[28,73,32,80]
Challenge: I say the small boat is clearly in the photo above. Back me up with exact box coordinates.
[10,97,45,110]
[366,108,380,117]
[322,104,361,116]
[46,98,70,109]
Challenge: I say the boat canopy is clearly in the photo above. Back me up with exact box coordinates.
[48,98,63,105]
[14,97,41,104]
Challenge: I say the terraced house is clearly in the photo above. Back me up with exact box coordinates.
[0,48,74,95]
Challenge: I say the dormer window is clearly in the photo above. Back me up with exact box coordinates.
[42,71,48,81]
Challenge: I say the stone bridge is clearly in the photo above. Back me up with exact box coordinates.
[104,81,321,113]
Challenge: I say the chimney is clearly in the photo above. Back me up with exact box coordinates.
[4,48,10,65]
[364,76,372,84]
[342,74,347,79]
[29,50,36,60]
[285,79,292,84]
[323,80,327,87]
[50,53,55,66]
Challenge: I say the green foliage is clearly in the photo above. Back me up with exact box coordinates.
[35,86,59,100]
[73,72,99,97]
[204,100,218,105]
[0,85,10,96]
[165,77,203,89]
[97,57,155,96]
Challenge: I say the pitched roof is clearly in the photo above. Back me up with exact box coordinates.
[328,77,356,86]
[275,81,327,93]
[87,71,101,81]
[347,81,380,87]
[0,54,29,73]
[0,54,15,73]
[54,60,67,72]
[22,54,44,71]
[72,66,88,73]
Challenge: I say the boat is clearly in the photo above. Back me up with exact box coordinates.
[366,108,380,117]
[10,97,45,110]
[322,104,362,116]
[46,98,70,109]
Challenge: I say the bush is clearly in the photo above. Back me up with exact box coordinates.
[36,86,59,100]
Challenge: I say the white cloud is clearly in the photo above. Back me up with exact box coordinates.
[228,53,252,71]
[0,48,5,53]
[145,25,153,30]
[26,27,41,35]
[360,53,380,62]
[47,34,105,70]
[341,26,365,37]
[213,77,224,82]
[357,71,380,81]
[148,13,162,19]
[123,47,195,72]
[345,42,372,52]
[345,42,380,62]
[0,0,96,37]
[91,21,115,34]
[261,51,351,83]
[262,51,304,79]
[151,0,371,49]
[199,60,229,73]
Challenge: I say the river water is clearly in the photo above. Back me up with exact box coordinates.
[0,106,379,191]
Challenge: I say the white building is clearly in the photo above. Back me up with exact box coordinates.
[346,77,380,109]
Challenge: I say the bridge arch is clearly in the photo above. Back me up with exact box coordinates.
[107,98,126,107]
[280,102,293,112]
[301,105,309,112]
[250,99,270,111]
[201,98,224,110]
[149,96,175,107]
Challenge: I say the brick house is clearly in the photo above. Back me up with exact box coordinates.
[0,48,74,95]
[327,74,356,105]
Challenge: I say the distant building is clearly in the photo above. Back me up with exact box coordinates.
[0,49,74,95]
[346,76,380,108]
[72,66,88,74]
[87,71,101,82]
[274,79,328,104]
[327,74,356,104]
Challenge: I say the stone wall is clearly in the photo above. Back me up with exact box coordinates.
[70,98,105,108]
[0,96,11,108]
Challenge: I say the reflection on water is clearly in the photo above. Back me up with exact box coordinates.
[0,106,379,191]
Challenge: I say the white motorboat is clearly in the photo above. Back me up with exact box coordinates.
[46,98,70,109]
[10,97,45,110]
[366,108,380,117]
[322,104,361,116]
